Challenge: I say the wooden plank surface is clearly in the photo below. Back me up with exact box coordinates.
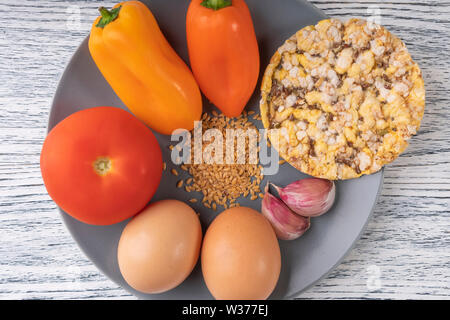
[0,0,448,299]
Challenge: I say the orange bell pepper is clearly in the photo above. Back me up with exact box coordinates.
[89,1,202,135]
[186,0,260,118]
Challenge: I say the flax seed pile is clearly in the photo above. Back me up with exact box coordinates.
[170,111,264,210]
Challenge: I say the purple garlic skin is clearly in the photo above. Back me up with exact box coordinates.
[272,178,335,217]
[261,185,310,241]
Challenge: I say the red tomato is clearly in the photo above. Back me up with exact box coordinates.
[40,107,163,225]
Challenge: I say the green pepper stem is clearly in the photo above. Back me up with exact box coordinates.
[200,0,232,10]
[96,5,122,28]
[99,7,112,20]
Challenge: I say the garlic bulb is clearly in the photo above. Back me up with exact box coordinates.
[261,185,310,240]
[271,178,335,217]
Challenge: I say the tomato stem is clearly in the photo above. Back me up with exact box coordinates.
[93,157,113,176]
[200,0,232,10]
[96,5,122,28]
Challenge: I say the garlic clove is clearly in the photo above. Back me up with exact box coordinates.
[261,184,310,241]
[271,178,335,217]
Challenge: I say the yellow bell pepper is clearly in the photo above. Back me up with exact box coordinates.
[89,1,202,135]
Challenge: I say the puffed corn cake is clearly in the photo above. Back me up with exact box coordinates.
[260,18,425,180]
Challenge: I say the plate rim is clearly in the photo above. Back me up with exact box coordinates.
[47,0,385,299]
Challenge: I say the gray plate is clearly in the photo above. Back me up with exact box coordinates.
[49,0,383,299]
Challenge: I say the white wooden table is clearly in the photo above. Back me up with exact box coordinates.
[0,0,448,300]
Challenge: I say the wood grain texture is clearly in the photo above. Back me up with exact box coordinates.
[0,0,448,300]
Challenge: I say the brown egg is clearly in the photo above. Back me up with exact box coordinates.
[201,207,281,300]
[117,199,202,294]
